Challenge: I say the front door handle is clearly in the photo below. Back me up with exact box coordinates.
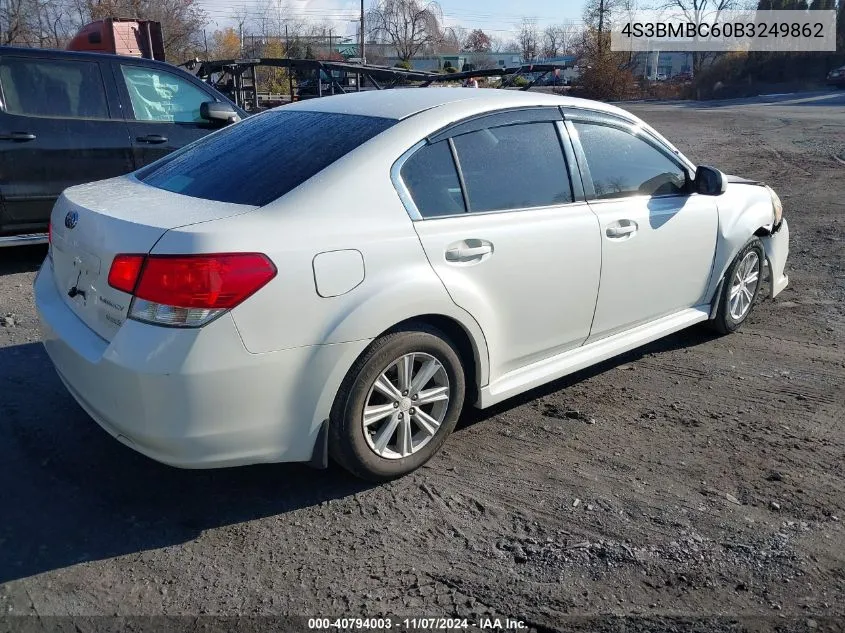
[445,240,494,263]
[606,220,638,239]
[136,134,168,144]
[0,132,36,142]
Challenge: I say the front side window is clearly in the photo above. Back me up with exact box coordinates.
[400,140,465,218]
[0,57,108,119]
[138,110,397,206]
[121,65,210,123]
[574,122,688,199]
[452,122,573,213]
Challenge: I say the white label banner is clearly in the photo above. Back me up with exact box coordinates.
[610,10,836,52]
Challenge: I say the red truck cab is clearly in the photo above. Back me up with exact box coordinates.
[66,18,165,61]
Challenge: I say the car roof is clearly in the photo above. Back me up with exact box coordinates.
[0,45,181,72]
[284,87,636,122]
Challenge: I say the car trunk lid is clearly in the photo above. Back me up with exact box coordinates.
[48,176,257,341]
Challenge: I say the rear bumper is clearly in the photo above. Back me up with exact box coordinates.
[761,218,789,298]
[34,261,370,468]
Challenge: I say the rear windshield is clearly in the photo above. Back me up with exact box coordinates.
[136,110,397,206]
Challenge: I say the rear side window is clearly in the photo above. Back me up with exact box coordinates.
[138,110,397,206]
[400,140,465,217]
[452,122,573,213]
[0,57,109,119]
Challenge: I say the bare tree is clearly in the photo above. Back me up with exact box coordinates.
[367,0,445,62]
[1,0,76,46]
[542,25,563,58]
[438,25,463,54]
[574,26,635,99]
[559,21,583,55]
[230,5,251,56]
[657,0,740,74]
[582,0,618,55]
[42,0,75,46]
[541,23,583,58]
[1,0,34,44]
[517,18,539,62]
[444,25,466,52]
[576,0,636,99]
[254,0,291,39]
[489,35,516,54]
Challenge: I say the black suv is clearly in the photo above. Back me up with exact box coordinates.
[0,47,245,245]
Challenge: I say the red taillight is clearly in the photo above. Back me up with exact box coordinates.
[108,254,145,294]
[108,253,276,309]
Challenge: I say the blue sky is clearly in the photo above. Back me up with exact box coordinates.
[198,0,585,39]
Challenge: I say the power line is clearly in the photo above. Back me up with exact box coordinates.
[193,0,583,34]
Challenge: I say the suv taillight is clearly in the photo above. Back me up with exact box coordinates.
[108,253,276,327]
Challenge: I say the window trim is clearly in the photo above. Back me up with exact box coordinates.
[566,117,694,202]
[563,107,696,170]
[392,114,583,221]
[555,120,585,202]
[392,140,428,221]
[0,55,115,121]
[447,137,471,213]
[428,106,564,144]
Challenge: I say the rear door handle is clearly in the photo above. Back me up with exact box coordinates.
[606,220,638,239]
[0,132,36,142]
[445,240,494,263]
[136,134,168,144]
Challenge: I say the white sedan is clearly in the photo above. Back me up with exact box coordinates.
[34,89,789,480]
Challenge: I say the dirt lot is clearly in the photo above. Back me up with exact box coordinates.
[0,92,843,632]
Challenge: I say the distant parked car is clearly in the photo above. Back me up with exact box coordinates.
[827,65,845,88]
[0,47,244,246]
[35,89,790,481]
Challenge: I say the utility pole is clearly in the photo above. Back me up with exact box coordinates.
[596,0,611,57]
[360,0,365,63]
[597,0,605,34]
[286,24,294,100]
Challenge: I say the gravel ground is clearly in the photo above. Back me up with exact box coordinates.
[0,92,843,633]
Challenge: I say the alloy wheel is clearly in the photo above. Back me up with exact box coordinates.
[362,352,450,460]
[728,251,760,321]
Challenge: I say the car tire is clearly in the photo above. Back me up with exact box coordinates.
[328,325,466,481]
[709,237,765,335]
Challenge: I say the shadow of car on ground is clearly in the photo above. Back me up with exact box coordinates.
[0,321,720,584]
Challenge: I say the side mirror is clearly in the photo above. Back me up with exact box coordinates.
[200,101,240,125]
[694,165,727,196]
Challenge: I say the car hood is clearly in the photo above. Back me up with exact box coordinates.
[725,174,764,186]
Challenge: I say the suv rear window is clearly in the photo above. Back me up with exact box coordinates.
[137,110,397,206]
